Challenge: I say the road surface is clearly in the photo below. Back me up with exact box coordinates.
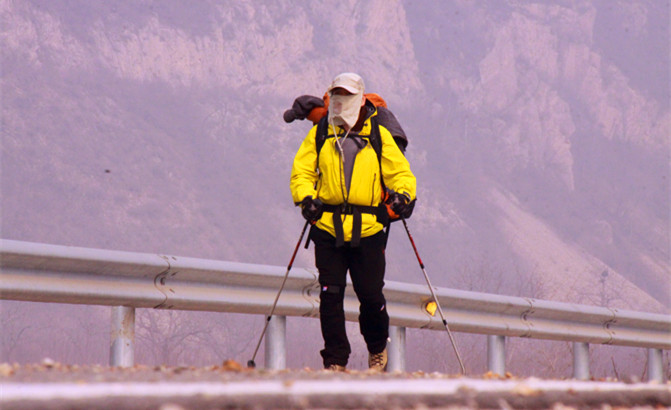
[1,362,668,409]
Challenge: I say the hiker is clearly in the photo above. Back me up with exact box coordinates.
[290,73,416,372]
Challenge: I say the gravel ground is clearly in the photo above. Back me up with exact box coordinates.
[0,359,468,383]
[1,360,669,409]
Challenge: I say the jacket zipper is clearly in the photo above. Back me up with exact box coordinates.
[370,171,377,206]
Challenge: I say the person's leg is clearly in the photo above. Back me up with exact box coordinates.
[312,227,350,368]
[348,231,389,355]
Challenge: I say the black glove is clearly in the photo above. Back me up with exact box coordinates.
[300,196,323,222]
[387,192,413,219]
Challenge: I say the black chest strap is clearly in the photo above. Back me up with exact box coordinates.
[322,204,378,247]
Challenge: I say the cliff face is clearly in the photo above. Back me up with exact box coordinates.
[422,1,667,186]
[403,0,669,310]
[4,1,420,96]
[1,0,668,312]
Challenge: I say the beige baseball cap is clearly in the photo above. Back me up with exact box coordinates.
[327,72,365,95]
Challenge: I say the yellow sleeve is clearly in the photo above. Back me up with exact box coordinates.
[379,126,416,200]
[290,126,319,204]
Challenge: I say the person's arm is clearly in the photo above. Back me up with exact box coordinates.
[379,126,416,200]
[290,126,320,204]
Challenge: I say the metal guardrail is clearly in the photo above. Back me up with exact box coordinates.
[1,239,669,380]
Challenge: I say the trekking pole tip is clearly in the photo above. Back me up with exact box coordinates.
[247,360,256,368]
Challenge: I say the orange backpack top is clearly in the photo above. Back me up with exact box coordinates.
[284,93,407,152]
[305,93,388,124]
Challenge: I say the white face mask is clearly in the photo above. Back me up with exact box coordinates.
[328,93,362,130]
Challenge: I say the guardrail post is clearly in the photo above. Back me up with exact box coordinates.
[648,348,663,382]
[573,342,590,380]
[388,326,406,372]
[265,315,286,369]
[110,306,134,367]
[487,335,506,375]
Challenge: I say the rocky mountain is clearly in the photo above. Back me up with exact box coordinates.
[400,0,669,310]
[1,0,669,367]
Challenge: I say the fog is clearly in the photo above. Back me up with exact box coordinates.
[1,0,669,377]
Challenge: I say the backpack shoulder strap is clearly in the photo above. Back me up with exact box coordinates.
[314,116,330,172]
[369,115,387,195]
[315,115,329,154]
[369,115,382,164]
[368,115,393,232]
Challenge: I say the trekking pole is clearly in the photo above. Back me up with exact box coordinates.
[401,217,466,374]
[247,220,310,368]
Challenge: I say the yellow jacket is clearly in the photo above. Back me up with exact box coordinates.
[290,109,416,241]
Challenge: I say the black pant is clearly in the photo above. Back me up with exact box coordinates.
[311,226,389,367]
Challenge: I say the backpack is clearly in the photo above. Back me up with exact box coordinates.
[284,93,408,153]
